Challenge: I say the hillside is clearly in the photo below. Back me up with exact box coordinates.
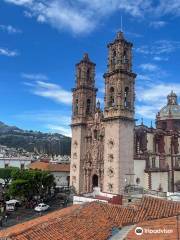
[0,121,71,155]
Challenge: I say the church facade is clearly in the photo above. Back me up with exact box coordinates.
[70,32,136,195]
[70,32,180,195]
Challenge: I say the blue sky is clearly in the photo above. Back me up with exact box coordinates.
[0,0,180,136]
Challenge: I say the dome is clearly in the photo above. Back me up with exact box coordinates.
[158,91,180,120]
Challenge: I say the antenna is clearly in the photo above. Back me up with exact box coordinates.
[120,16,123,32]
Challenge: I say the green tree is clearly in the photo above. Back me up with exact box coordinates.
[9,169,55,201]
[0,167,18,187]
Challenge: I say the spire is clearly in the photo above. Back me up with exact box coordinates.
[141,118,144,125]
[96,100,100,110]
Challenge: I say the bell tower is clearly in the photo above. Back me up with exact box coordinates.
[70,53,97,194]
[103,32,136,194]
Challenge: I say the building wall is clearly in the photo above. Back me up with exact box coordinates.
[151,172,169,192]
[53,171,70,187]
[104,119,134,194]
[0,158,31,169]
[134,159,146,187]
[147,133,154,152]
[70,125,86,194]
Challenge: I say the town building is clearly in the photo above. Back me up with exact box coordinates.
[70,32,180,195]
[29,160,70,187]
[134,91,180,193]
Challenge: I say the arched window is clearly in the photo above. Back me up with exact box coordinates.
[109,87,115,107]
[123,50,128,63]
[86,99,91,114]
[74,99,78,115]
[92,174,98,187]
[87,68,90,81]
[113,50,116,57]
[94,129,98,140]
[124,87,129,108]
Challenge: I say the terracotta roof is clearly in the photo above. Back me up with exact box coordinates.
[0,203,115,240]
[29,161,49,171]
[126,216,179,240]
[49,163,70,172]
[0,205,80,239]
[0,196,180,240]
[29,161,70,172]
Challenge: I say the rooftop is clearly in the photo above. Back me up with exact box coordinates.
[29,161,70,172]
[0,196,180,240]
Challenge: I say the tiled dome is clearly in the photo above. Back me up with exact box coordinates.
[158,91,180,120]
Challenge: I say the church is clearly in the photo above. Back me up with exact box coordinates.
[70,32,180,195]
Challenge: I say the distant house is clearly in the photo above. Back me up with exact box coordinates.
[0,157,33,170]
[29,161,70,187]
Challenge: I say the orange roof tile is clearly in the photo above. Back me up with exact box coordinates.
[0,196,180,240]
[126,216,179,240]
[29,161,70,172]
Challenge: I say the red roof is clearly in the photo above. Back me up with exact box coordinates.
[29,161,70,172]
[0,196,180,240]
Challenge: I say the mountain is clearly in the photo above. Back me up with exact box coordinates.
[0,121,71,155]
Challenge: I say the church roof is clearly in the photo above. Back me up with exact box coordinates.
[158,91,180,120]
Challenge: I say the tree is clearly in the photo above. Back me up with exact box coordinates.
[9,169,56,201]
[0,167,18,187]
[8,179,30,200]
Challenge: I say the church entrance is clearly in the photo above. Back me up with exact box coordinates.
[92,174,98,188]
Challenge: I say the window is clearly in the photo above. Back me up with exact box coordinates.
[21,163,25,170]
[124,87,129,108]
[113,50,116,57]
[86,99,91,114]
[5,163,9,168]
[152,157,156,168]
[123,50,128,63]
[74,99,78,115]
[87,68,90,81]
[109,87,115,107]
[94,129,98,140]
[108,183,113,192]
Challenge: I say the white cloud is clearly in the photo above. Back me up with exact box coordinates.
[139,63,159,71]
[4,0,32,5]
[153,56,168,61]
[155,0,180,17]
[149,21,167,28]
[0,48,19,57]
[136,40,180,55]
[4,0,180,34]
[24,80,72,105]
[137,74,151,81]
[46,124,71,137]
[136,82,180,119]
[14,110,71,136]
[22,73,48,81]
[0,25,22,34]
